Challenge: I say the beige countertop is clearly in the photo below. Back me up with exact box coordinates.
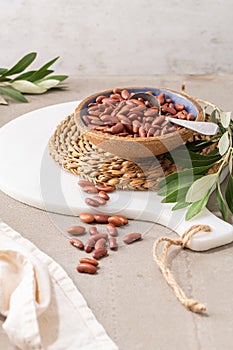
[1,75,233,350]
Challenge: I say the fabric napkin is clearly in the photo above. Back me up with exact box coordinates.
[0,219,118,350]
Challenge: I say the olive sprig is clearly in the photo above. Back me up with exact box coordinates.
[158,103,233,222]
[0,52,68,105]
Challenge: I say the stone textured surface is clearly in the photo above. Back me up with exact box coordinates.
[1,1,233,75]
[0,75,233,350]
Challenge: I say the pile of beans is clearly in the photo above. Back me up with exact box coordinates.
[82,88,195,138]
[78,179,114,208]
[68,179,143,274]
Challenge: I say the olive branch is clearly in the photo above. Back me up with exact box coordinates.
[158,103,233,222]
[0,52,68,105]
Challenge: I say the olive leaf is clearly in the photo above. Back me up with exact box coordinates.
[218,132,230,156]
[0,53,68,104]
[185,189,211,220]
[37,79,60,89]
[0,86,28,102]
[220,111,231,128]
[226,173,233,214]
[185,173,217,203]
[1,52,37,77]
[11,80,46,94]
[216,182,228,221]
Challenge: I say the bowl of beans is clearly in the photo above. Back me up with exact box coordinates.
[74,87,204,159]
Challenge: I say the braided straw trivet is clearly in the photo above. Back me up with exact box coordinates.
[48,113,179,190]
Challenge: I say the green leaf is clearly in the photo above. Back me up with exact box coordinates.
[27,56,59,82]
[220,111,231,128]
[210,109,217,124]
[43,74,68,82]
[172,201,189,211]
[28,69,54,82]
[226,173,233,214]
[11,80,47,94]
[218,131,230,156]
[185,189,211,220]
[3,52,37,76]
[11,70,37,81]
[216,182,228,221]
[157,164,214,189]
[0,95,8,105]
[161,186,189,203]
[0,68,7,75]
[186,139,215,152]
[185,173,217,202]
[0,86,28,102]
[158,175,202,196]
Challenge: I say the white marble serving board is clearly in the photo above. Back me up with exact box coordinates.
[0,101,233,251]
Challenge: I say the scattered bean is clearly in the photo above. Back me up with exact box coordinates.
[94,214,110,223]
[89,226,99,235]
[92,233,108,242]
[94,238,107,249]
[77,263,97,274]
[92,195,107,205]
[108,216,124,227]
[92,247,108,259]
[67,225,86,235]
[82,185,99,194]
[85,198,100,207]
[70,238,84,250]
[96,185,116,193]
[80,213,95,223]
[84,238,95,253]
[78,180,94,187]
[98,191,110,200]
[109,237,118,250]
[79,257,99,266]
[106,223,118,236]
[123,233,142,244]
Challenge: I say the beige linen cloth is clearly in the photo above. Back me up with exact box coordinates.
[0,219,118,350]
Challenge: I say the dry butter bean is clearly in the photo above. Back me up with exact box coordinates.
[84,238,95,253]
[96,185,116,192]
[78,180,94,187]
[121,89,130,100]
[92,195,106,205]
[92,233,108,242]
[70,238,84,250]
[80,213,95,223]
[96,95,106,103]
[89,226,99,235]
[115,215,128,225]
[108,216,124,227]
[82,185,99,194]
[79,257,99,266]
[109,237,118,250]
[92,247,108,259]
[94,214,110,223]
[175,103,184,111]
[123,233,142,244]
[111,123,124,134]
[77,263,97,274]
[94,238,107,249]
[106,223,118,236]
[85,198,99,207]
[67,226,86,235]
[98,191,110,201]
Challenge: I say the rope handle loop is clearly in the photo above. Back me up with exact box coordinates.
[153,225,211,313]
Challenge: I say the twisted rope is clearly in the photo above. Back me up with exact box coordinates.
[153,225,211,313]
